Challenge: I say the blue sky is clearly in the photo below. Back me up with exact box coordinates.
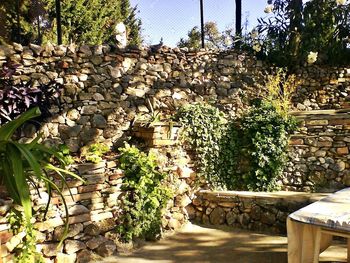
[130,0,267,46]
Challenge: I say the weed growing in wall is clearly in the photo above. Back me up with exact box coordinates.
[80,143,110,163]
[9,210,45,263]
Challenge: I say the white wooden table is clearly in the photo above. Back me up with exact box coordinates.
[287,188,350,263]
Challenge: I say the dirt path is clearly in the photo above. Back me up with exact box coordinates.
[103,223,347,263]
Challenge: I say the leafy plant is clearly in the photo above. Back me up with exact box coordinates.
[55,144,75,165]
[177,100,297,192]
[80,143,110,163]
[264,68,299,116]
[256,0,350,66]
[0,62,61,125]
[117,144,172,242]
[0,107,83,248]
[176,103,230,188]
[8,209,45,263]
[240,100,297,191]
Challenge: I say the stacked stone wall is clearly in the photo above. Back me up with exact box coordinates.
[283,110,350,191]
[1,43,350,260]
[189,190,328,234]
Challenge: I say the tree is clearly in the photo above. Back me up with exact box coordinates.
[0,0,142,46]
[177,21,234,49]
[44,0,121,45]
[0,0,45,45]
[256,0,350,66]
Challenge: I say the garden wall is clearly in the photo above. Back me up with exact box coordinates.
[189,190,328,234]
[284,110,350,191]
[1,43,350,261]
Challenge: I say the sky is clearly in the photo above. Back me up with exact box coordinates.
[130,0,267,47]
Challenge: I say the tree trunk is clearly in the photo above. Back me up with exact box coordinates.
[235,0,242,36]
[289,0,303,64]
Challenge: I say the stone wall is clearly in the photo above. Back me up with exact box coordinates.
[189,190,328,234]
[1,43,350,260]
[0,124,196,262]
[283,110,350,192]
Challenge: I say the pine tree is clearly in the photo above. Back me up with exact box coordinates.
[0,0,43,45]
[45,0,123,45]
[0,0,142,46]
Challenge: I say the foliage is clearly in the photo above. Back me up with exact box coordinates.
[8,209,45,263]
[55,144,74,165]
[0,0,142,46]
[256,0,350,66]
[0,0,46,45]
[44,0,142,46]
[240,100,297,191]
[0,62,61,125]
[177,21,237,49]
[177,99,297,191]
[0,107,83,246]
[117,144,172,242]
[263,68,299,117]
[80,143,110,163]
[120,0,142,47]
[176,103,229,188]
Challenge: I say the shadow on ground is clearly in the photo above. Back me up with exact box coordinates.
[103,223,347,263]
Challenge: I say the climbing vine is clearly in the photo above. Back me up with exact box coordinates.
[177,99,297,191]
[176,103,230,188]
[240,100,297,191]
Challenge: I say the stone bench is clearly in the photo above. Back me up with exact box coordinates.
[188,190,329,234]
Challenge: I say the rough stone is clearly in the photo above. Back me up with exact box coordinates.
[209,207,225,225]
[86,235,108,250]
[65,240,86,254]
[54,224,83,241]
[76,249,103,263]
[95,240,117,257]
[55,252,76,263]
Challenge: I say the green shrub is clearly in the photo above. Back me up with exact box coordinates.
[117,144,172,242]
[240,101,298,191]
[177,101,297,192]
[176,103,229,188]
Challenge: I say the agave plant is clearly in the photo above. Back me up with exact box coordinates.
[0,107,83,244]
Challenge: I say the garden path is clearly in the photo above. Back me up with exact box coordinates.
[103,223,347,263]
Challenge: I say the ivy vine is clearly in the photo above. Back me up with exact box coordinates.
[240,100,298,191]
[176,103,230,188]
[177,101,297,191]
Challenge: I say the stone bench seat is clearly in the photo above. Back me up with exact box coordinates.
[189,190,331,234]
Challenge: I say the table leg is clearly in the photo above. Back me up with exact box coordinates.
[347,238,350,263]
[287,218,333,263]
[312,228,321,263]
